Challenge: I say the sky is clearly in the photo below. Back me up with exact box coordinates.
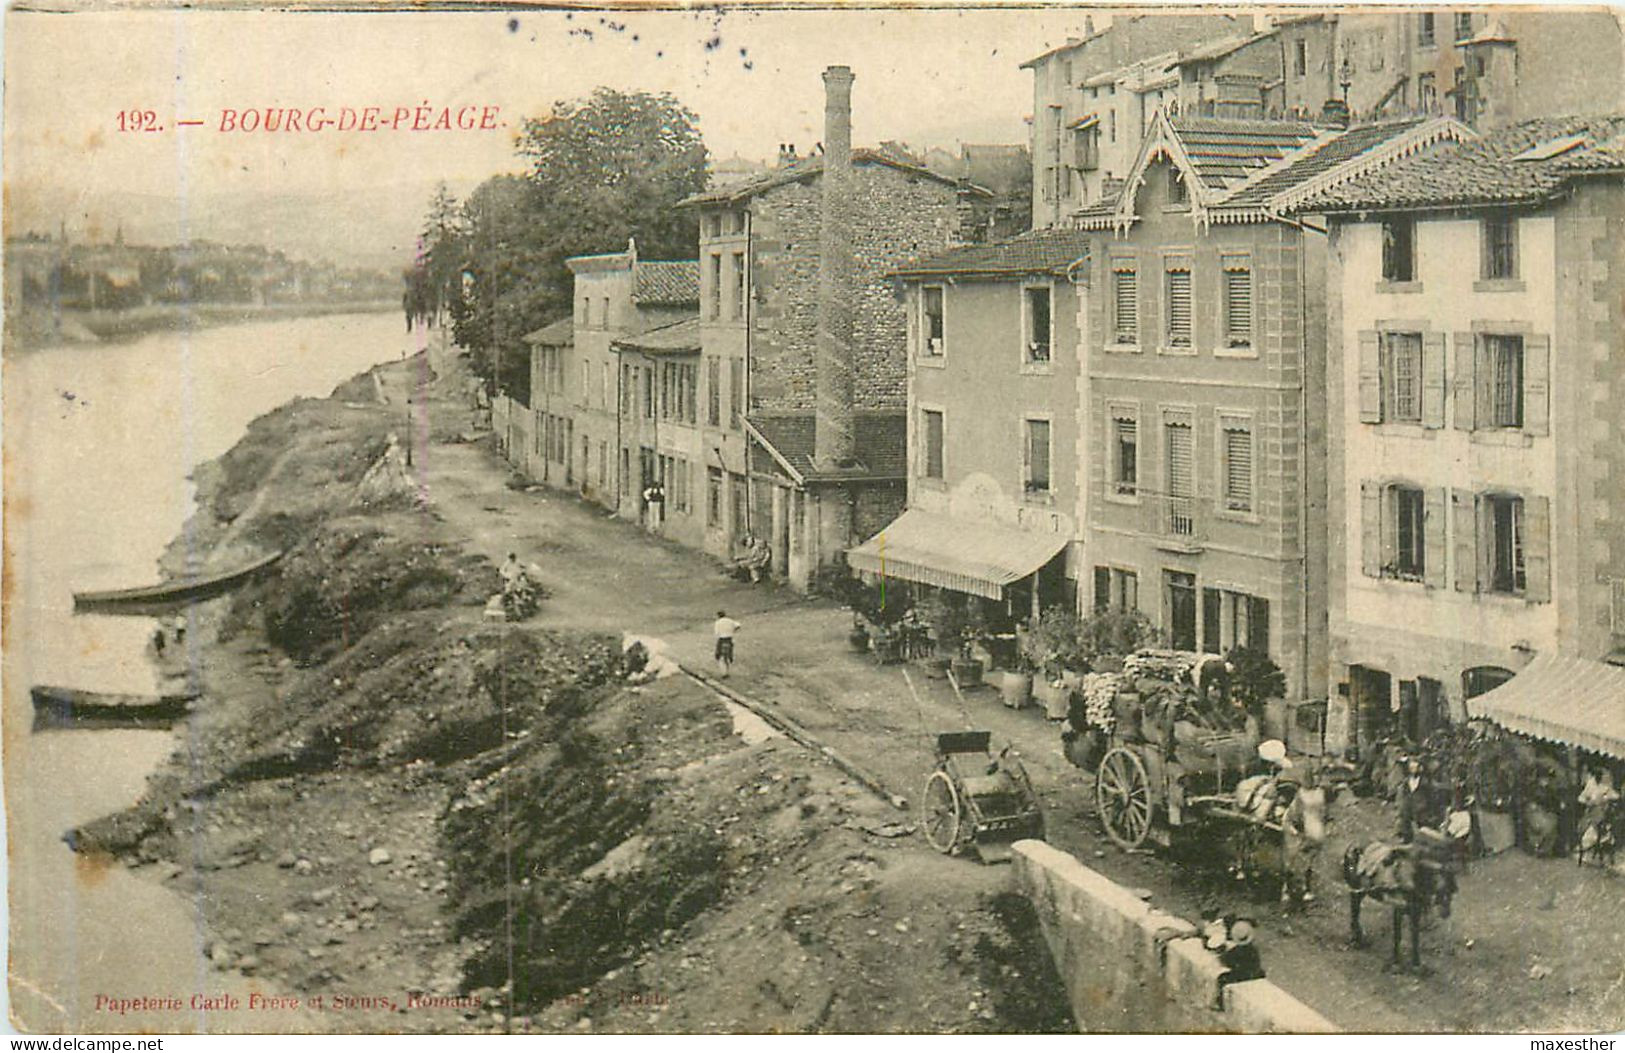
[3,6,1101,271]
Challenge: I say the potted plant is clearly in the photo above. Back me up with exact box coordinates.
[1000,645,1034,710]
[918,591,961,679]
[950,599,988,688]
[1024,607,1085,716]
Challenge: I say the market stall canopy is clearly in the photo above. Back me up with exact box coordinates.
[1466,652,1625,759]
[845,509,1068,601]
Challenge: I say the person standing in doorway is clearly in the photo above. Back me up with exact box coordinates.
[713,609,742,677]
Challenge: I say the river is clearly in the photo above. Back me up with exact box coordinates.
[4,311,415,1032]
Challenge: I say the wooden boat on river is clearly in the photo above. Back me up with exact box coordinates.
[31,684,197,729]
[72,550,283,614]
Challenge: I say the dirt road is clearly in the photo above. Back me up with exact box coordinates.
[392,355,1625,1035]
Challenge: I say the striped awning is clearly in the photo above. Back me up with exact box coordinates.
[846,508,1069,601]
[1466,652,1625,759]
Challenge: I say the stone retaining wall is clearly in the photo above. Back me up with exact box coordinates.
[1013,840,1336,1034]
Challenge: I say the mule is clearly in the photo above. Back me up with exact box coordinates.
[1343,832,1458,973]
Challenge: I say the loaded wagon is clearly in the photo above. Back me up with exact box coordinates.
[1065,651,1289,851]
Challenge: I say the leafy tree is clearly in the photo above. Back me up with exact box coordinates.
[436,88,708,397]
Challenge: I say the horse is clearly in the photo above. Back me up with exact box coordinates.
[1342,830,1459,973]
[1578,798,1620,869]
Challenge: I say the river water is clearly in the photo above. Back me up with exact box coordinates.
[4,312,414,1032]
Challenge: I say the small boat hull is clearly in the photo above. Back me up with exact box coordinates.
[31,685,197,729]
[73,551,283,614]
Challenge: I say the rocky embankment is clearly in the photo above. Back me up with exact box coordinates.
[71,354,1072,1033]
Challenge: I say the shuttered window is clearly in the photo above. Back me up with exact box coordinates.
[1166,267,1192,347]
[1166,421,1193,498]
[1487,495,1526,594]
[1113,267,1138,344]
[1486,334,1524,428]
[1222,423,1252,513]
[1383,332,1423,422]
[1392,485,1426,580]
[1113,415,1137,494]
[1223,265,1252,347]
[729,358,744,429]
[707,357,721,426]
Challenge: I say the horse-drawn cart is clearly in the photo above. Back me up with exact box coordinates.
[1064,652,1325,899]
[922,731,1045,862]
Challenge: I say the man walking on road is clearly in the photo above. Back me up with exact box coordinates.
[714,610,742,677]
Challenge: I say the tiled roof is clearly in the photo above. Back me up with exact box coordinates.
[522,317,573,346]
[894,229,1092,279]
[1175,30,1276,65]
[632,260,698,306]
[610,315,701,355]
[748,410,908,481]
[1170,116,1318,191]
[1300,115,1625,212]
[679,149,973,207]
[1222,119,1426,208]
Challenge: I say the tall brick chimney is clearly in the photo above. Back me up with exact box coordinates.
[815,64,857,471]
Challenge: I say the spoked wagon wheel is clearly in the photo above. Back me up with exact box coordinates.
[922,770,963,853]
[1096,746,1153,850]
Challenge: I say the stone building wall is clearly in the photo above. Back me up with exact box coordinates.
[748,164,963,415]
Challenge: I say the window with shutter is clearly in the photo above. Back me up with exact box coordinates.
[1483,334,1524,428]
[1422,332,1447,428]
[1357,331,1382,423]
[1383,332,1423,422]
[1166,267,1192,347]
[1222,423,1252,513]
[1165,420,1194,536]
[729,358,743,429]
[1223,265,1252,347]
[707,357,721,425]
[1362,481,1383,578]
[1524,334,1550,435]
[1391,485,1426,580]
[1453,332,1477,430]
[1486,494,1526,594]
[1113,415,1137,495]
[1094,566,1111,612]
[1113,267,1138,344]
[1452,489,1479,592]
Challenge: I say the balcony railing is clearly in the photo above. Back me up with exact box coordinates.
[1138,491,1207,551]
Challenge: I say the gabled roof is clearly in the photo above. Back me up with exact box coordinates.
[1174,30,1277,66]
[1170,116,1319,192]
[610,315,701,355]
[746,410,907,484]
[523,317,574,346]
[679,149,975,208]
[1224,118,1470,209]
[1083,111,1475,229]
[631,260,698,306]
[894,229,1091,280]
[1299,115,1625,213]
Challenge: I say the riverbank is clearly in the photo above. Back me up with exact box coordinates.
[6,300,399,350]
[68,350,1069,1034]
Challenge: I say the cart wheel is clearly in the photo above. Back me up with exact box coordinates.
[922,770,962,854]
[1096,746,1153,850]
